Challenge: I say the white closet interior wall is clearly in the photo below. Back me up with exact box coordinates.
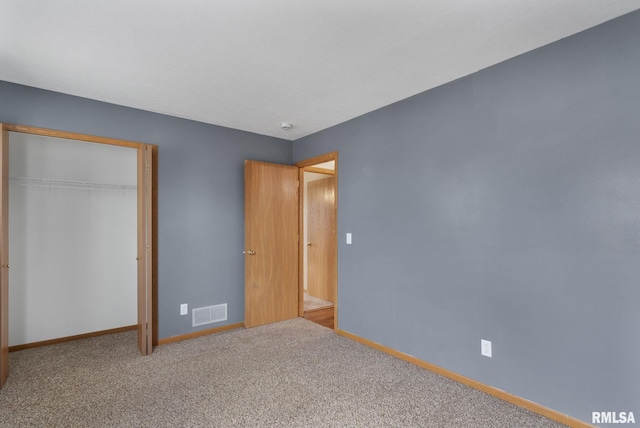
[8,132,137,346]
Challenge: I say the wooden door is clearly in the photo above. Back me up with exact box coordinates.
[137,145,153,355]
[244,160,299,328]
[307,176,336,302]
[0,125,8,388]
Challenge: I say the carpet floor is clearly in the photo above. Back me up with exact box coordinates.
[0,319,566,427]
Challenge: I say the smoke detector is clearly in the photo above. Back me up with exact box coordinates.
[280,122,293,130]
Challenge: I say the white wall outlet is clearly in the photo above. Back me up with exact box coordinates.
[180,303,188,316]
[346,233,352,244]
[481,339,492,358]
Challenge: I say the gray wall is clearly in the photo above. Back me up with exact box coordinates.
[0,81,292,340]
[293,10,640,424]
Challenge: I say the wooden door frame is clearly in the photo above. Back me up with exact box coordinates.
[0,126,8,387]
[0,124,157,386]
[137,143,155,355]
[295,152,338,329]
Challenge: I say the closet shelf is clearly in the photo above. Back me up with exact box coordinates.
[9,176,136,191]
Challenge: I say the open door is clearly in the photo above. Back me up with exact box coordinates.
[244,160,299,328]
[0,125,8,388]
[137,145,153,355]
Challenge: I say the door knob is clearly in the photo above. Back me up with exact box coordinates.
[243,250,256,255]
[306,242,312,246]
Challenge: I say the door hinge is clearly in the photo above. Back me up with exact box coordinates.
[146,164,150,171]
[146,245,150,252]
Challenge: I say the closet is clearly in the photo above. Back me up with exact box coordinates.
[0,124,155,390]
[8,132,137,346]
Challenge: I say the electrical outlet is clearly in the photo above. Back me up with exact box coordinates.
[180,303,188,316]
[481,339,492,358]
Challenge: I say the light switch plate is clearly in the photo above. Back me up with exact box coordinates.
[346,233,352,244]
[180,303,188,316]
[481,339,492,358]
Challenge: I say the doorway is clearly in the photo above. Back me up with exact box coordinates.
[296,153,338,329]
[0,124,156,389]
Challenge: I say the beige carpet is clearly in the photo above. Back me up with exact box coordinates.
[304,291,333,311]
[0,319,566,427]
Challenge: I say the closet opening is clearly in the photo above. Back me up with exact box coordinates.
[0,124,156,390]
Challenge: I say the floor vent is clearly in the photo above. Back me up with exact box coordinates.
[192,304,227,327]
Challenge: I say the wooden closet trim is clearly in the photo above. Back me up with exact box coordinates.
[4,124,143,149]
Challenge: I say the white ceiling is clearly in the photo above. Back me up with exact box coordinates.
[1,1,638,141]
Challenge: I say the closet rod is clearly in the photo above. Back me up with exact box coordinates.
[9,176,136,191]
